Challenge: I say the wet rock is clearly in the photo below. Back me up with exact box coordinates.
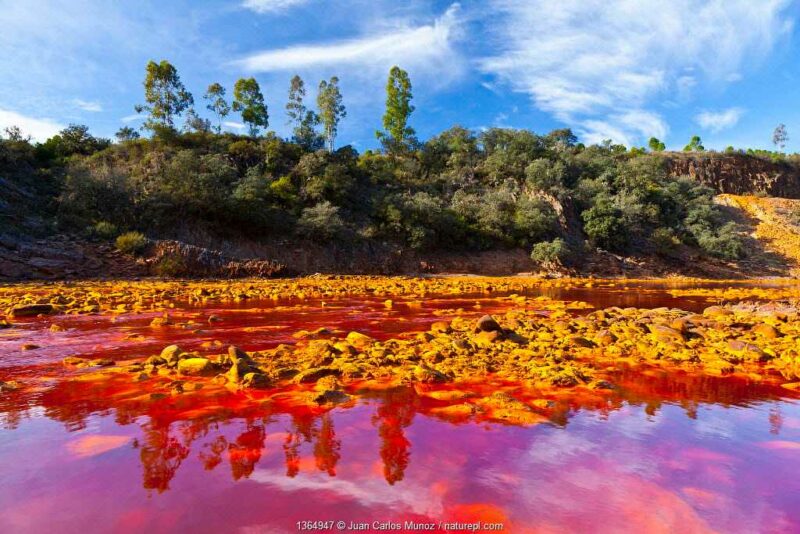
[160,345,184,365]
[430,321,452,334]
[310,389,351,405]
[345,331,374,349]
[241,372,270,389]
[10,304,55,317]
[145,355,166,366]
[568,335,596,348]
[476,315,502,332]
[647,324,685,344]
[294,367,340,384]
[412,365,449,384]
[0,380,21,393]
[63,356,88,366]
[752,324,780,339]
[90,358,114,367]
[177,358,217,376]
[21,344,40,351]
[314,375,342,391]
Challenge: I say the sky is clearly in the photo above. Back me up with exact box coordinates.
[1,0,799,151]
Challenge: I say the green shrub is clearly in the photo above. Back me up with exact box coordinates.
[296,201,345,242]
[696,223,745,260]
[91,221,119,240]
[154,253,187,277]
[115,231,148,255]
[531,238,571,267]
[651,227,680,255]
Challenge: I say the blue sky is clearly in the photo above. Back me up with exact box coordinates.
[1,0,799,151]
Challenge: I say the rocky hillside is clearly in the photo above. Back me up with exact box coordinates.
[666,153,800,198]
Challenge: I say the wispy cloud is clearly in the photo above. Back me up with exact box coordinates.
[241,0,310,13]
[695,107,745,133]
[234,3,463,81]
[0,108,63,141]
[223,121,246,130]
[121,114,143,123]
[73,99,103,112]
[479,0,793,145]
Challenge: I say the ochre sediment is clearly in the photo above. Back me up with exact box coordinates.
[3,278,800,426]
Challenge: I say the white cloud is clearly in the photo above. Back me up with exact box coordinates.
[241,0,310,13]
[234,3,463,81]
[479,0,793,145]
[0,108,62,141]
[121,114,143,123]
[695,107,745,133]
[223,121,246,130]
[72,99,102,112]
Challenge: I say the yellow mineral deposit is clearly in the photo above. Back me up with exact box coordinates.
[3,277,800,425]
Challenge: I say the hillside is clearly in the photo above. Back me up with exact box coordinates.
[2,128,800,280]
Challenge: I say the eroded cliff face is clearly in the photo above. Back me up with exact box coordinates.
[666,153,800,198]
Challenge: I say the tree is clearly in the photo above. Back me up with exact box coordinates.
[773,124,788,151]
[204,83,230,133]
[648,137,666,152]
[115,126,140,142]
[135,60,194,130]
[286,75,321,150]
[376,66,416,153]
[683,135,705,152]
[183,109,211,133]
[2,125,28,141]
[40,124,110,158]
[317,76,346,152]
[232,78,269,136]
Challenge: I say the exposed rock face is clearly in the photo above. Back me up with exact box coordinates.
[146,240,287,278]
[666,153,800,198]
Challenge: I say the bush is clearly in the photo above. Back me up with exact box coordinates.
[696,223,745,260]
[651,227,680,255]
[296,201,346,242]
[153,253,187,277]
[531,238,571,267]
[91,221,119,240]
[115,231,148,255]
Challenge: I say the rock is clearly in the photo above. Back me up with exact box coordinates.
[90,358,114,367]
[10,304,55,317]
[227,345,251,362]
[293,367,340,384]
[752,324,780,339]
[0,380,21,393]
[430,321,452,334]
[345,331,375,349]
[412,365,449,384]
[703,306,733,318]
[568,335,596,348]
[177,358,216,376]
[21,344,40,351]
[476,315,502,332]
[310,389,351,405]
[595,330,617,346]
[241,372,270,389]
[160,345,184,364]
[145,355,166,366]
[647,324,685,343]
[63,356,87,366]
[314,375,341,391]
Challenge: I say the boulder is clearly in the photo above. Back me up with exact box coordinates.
[177,358,216,376]
[10,304,55,317]
[476,315,502,332]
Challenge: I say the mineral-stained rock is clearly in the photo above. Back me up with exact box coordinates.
[293,367,340,383]
[177,358,216,376]
[476,315,502,332]
[10,304,54,317]
[241,372,270,389]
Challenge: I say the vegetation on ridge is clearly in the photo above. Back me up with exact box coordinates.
[6,58,795,267]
